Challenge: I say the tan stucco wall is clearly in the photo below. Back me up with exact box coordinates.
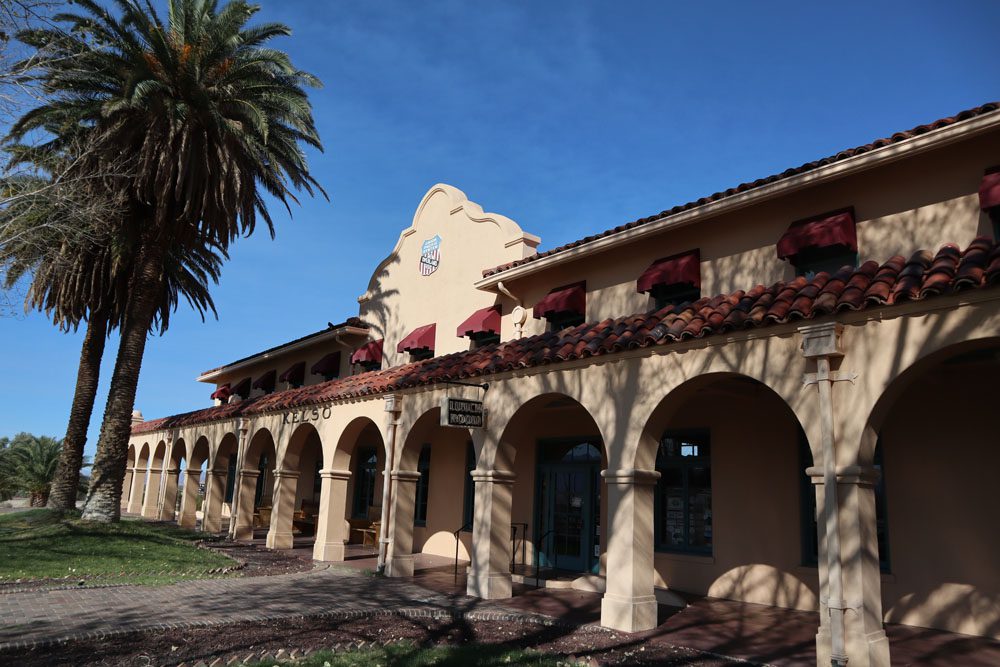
[358,184,538,366]
[879,364,1000,639]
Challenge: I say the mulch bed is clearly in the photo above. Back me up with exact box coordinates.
[0,613,752,666]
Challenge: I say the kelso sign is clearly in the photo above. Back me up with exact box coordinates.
[440,397,487,429]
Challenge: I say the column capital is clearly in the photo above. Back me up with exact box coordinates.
[601,468,661,486]
[806,464,880,486]
[183,468,201,477]
[273,469,301,479]
[470,469,516,485]
[320,468,352,481]
[208,469,227,477]
[390,470,421,482]
[164,468,180,475]
[239,468,261,478]
[798,322,845,359]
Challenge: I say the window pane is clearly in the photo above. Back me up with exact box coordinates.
[688,465,712,549]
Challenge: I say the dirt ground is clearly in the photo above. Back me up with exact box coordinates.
[2,613,750,666]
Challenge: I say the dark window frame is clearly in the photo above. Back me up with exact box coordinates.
[471,331,501,348]
[351,445,378,519]
[408,348,434,362]
[654,429,713,556]
[415,445,431,527]
[224,455,237,503]
[462,441,475,531]
[546,311,585,331]
[650,283,701,311]
[793,245,859,278]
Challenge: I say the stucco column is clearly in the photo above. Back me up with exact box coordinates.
[600,468,661,633]
[466,469,516,599]
[385,470,421,577]
[141,467,163,519]
[126,467,145,514]
[800,322,889,667]
[158,468,180,521]
[203,469,226,533]
[266,469,300,549]
[121,467,134,510]
[178,469,201,529]
[232,469,259,541]
[314,469,351,561]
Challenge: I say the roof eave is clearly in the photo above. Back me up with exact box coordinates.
[474,109,1000,291]
[196,325,370,384]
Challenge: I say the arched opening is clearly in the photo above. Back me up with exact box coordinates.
[496,393,608,578]
[161,438,186,522]
[122,446,137,511]
[178,437,210,530]
[267,423,325,551]
[233,428,276,540]
[333,417,386,558]
[127,443,150,514]
[638,373,816,611]
[204,432,239,533]
[141,440,167,519]
[387,407,475,576]
[867,338,1000,639]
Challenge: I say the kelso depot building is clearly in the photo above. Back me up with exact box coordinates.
[126,103,1000,666]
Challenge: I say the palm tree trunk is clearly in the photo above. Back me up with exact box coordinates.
[81,243,164,522]
[47,314,108,512]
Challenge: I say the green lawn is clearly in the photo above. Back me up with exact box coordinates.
[0,509,234,584]
[254,643,575,666]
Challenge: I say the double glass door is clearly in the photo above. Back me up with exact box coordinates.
[536,450,601,573]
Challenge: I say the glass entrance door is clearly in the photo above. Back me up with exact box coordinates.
[535,439,602,574]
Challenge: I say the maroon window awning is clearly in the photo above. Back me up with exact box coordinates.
[310,352,341,378]
[777,208,857,260]
[252,369,276,394]
[979,170,1000,210]
[210,383,231,402]
[456,305,501,338]
[350,339,384,365]
[533,281,586,320]
[636,250,701,294]
[231,376,252,398]
[279,361,306,386]
[397,323,436,353]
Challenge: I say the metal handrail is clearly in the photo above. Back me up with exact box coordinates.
[453,521,472,577]
[533,528,557,589]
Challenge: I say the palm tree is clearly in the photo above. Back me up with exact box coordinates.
[2,147,229,512]
[0,438,17,501]
[7,434,63,506]
[8,0,324,521]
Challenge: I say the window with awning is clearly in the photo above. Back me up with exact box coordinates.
[310,352,342,381]
[777,208,858,277]
[533,281,586,330]
[230,376,252,399]
[457,304,501,346]
[397,323,436,361]
[637,250,701,309]
[350,339,383,371]
[279,361,306,388]
[981,169,1000,239]
[252,369,276,395]
[210,383,231,402]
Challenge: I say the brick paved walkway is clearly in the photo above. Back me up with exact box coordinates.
[0,565,462,648]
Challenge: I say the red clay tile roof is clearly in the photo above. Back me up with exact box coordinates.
[482,102,1000,278]
[132,238,1000,436]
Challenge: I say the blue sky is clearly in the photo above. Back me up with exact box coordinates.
[2,0,999,458]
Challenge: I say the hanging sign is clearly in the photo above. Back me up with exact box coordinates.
[419,235,441,276]
[440,397,487,429]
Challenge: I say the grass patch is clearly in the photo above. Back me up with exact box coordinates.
[0,509,234,585]
[253,642,576,666]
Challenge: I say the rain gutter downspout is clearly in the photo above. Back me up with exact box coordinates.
[377,394,402,573]
[800,322,854,667]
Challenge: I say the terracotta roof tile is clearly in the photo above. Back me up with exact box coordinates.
[481,102,1000,279]
[133,238,1000,435]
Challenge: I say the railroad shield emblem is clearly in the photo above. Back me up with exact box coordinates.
[419,235,441,276]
